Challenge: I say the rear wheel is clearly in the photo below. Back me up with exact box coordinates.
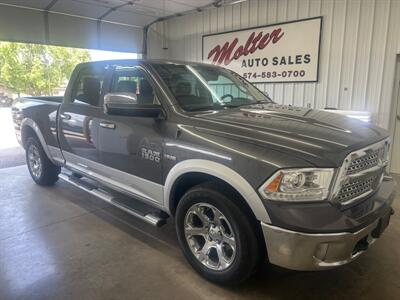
[26,137,60,186]
[175,183,261,285]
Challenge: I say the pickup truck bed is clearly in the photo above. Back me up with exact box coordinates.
[25,96,63,103]
[12,96,62,159]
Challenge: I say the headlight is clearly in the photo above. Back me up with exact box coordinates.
[258,168,334,202]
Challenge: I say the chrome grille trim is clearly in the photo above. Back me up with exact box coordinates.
[336,175,377,204]
[346,147,385,175]
[331,138,390,205]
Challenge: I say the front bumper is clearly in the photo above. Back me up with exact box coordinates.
[262,210,392,270]
[261,177,396,271]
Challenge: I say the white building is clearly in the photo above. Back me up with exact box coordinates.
[147,0,400,173]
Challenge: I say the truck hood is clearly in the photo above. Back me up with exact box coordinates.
[195,103,388,167]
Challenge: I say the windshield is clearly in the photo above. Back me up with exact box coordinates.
[152,63,272,111]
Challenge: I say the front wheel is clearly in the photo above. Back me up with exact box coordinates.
[175,183,262,285]
[26,137,61,186]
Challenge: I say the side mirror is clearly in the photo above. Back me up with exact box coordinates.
[104,93,163,118]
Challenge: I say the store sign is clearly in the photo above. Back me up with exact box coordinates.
[202,17,322,83]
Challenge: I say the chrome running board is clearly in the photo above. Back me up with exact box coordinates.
[59,173,167,227]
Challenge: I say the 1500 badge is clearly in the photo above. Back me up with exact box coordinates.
[141,148,161,163]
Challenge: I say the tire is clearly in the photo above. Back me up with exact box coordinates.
[26,137,61,186]
[175,182,261,285]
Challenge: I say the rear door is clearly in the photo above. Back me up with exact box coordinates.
[58,64,107,172]
[96,65,165,204]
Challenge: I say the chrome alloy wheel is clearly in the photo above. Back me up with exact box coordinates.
[184,203,236,271]
[28,144,42,178]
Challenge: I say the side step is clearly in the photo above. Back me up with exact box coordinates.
[59,173,167,227]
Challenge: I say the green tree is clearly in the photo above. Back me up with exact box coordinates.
[0,42,90,96]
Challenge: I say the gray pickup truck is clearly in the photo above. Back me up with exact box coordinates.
[12,59,396,284]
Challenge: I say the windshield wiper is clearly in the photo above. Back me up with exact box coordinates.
[220,102,262,108]
[185,106,222,112]
[186,104,245,111]
[218,103,241,108]
[256,99,273,104]
[186,101,269,112]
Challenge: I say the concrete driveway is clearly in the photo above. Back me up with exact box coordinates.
[0,165,399,300]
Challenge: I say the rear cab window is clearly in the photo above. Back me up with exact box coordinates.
[72,65,107,107]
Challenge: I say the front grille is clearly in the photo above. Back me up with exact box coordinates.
[346,147,384,175]
[337,175,377,203]
[335,140,389,204]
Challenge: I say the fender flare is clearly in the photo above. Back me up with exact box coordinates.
[163,159,271,223]
[20,118,55,163]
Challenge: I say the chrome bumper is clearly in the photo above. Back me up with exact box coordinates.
[261,214,391,271]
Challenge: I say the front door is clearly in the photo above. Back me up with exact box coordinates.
[97,66,165,205]
[58,64,106,172]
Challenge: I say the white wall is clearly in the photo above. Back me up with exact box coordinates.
[148,0,400,130]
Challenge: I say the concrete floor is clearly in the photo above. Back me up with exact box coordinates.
[0,107,26,169]
[0,147,25,169]
[0,166,399,300]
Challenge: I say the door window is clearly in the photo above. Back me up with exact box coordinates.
[111,67,158,105]
[72,66,106,107]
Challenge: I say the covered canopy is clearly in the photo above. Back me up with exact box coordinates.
[0,0,215,53]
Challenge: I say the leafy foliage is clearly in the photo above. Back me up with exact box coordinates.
[0,42,90,96]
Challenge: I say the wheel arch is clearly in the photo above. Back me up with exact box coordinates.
[164,159,271,224]
[21,124,37,148]
[20,118,54,163]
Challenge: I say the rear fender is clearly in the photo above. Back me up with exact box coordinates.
[21,118,57,164]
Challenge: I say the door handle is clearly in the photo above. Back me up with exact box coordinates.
[100,121,116,129]
[60,113,71,120]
